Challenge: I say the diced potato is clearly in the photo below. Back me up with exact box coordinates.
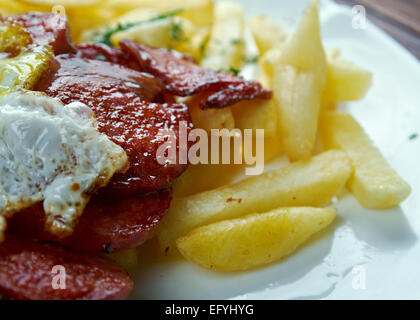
[104,0,214,27]
[173,163,240,198]
[324,58,372,103]
[187,94,235,131]
[273,65,321,160]
[158,150,351,254]
[201,1,245,71]
[108,249,138,269]
[320,112,411,209]
[277,0,327,89]
[231,99,278,138]
[177,207,336,271]
[249,14,288,55]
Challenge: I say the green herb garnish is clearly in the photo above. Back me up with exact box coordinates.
[169,22,185,42]
[409,133,418,140]
[94,9,183,46]
[231,38,243,45]
[199,34,210,56]
[228,67,240,76]
[246,55,259,64]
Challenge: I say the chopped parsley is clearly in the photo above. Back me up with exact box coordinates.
[228,67,241,76]
[169,22,185,42]
[246,55,259,64]
[216,67,242,76]
[199,34,210,56]
[94,9,183,46]
[231,38,243,45]
[409,133,418,140]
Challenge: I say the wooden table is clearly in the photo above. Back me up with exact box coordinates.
[334,0,420,59]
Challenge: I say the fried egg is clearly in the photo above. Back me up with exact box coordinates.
[0,91,128,240]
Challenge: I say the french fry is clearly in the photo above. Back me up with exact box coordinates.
[184,26,211,61]
[172,163,240,198]
[320,112,411,209]
[192,2,248,135]
[108,249,138,269]
[324,58,372,103]
[110,16,196,51]
[258,66,272,89]
[158,150,351,254]
[260,45,283,78]
[187,94,235,131]
[277,0,327,88]
[68,7,117,43]
[231,99,278,138]
[19,0,100,7]
[263,135,283,163]
[200,1,245,71]
[249,14,288,55]
[273,66,320,160]
[0,0,45,16]
[177,207,336,271]
[104,0,214,27]
[271,0,326,161]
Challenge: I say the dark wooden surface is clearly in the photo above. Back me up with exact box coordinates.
[334,0,420,59]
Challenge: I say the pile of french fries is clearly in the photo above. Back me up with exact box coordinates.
[1,0,411,272]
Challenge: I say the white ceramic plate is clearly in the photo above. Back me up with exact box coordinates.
[128,0,420,300]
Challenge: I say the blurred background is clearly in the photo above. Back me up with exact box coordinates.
[335,0,420,59]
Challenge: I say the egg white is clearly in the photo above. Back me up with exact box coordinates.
[0,91,128,239]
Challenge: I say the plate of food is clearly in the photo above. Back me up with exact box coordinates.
[0,0,418,300]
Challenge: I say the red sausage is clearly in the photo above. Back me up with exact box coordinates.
[35,56,193,195]
[8,189,172,253]
[75,43,143,71]
[0,235,133,300]
[120,40,272,109]
[9,12,76,54]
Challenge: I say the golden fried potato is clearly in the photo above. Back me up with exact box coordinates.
[172,163,240,198]
[177,207,336,271]
[249,14,288,55]
[68,7,117,43]
[271,1,326,161]
[19,0,100,8]
[108,249,138,269]
[258,66,272,89]
[201,1,245,71]
[260,45,283,77]
[277,0,326,88]
[104,0,214,27]
[0,0,44,16]
[110,16,196,51]
[320,112,411,209]
[158,150,351,254]
[324,58,372,103]
[231,99,278,138]
[273,66,320,160]
[187,94,235,132]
